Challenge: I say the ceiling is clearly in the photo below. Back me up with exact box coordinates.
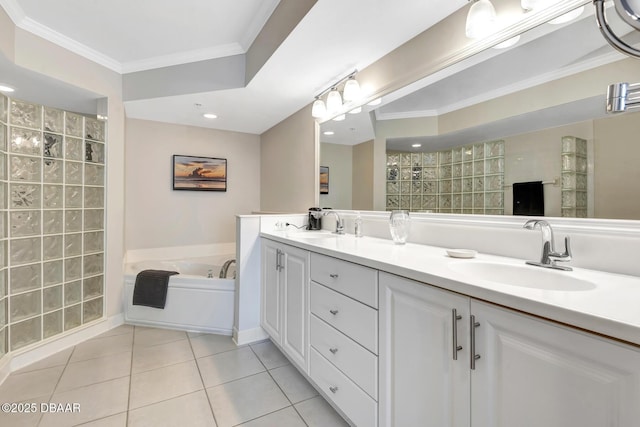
[0,0,469,134]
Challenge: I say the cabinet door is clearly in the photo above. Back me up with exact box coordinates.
[260,240,281,343]
[281,245,309,371]
[471,300,640,427]
[379,272,470,427]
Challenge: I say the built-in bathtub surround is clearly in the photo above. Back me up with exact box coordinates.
[0,94,106,359]
[386,140,505,214]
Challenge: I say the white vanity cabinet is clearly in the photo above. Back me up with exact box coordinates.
[379,272,640,427]
[378,272,470,427]
[260,239,309,371]
[308,253,379,427]
[471,300,640,427]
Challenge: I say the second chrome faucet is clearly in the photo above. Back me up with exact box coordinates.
[523,219,572,271]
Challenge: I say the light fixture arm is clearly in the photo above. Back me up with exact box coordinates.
[593,0,640,59]
[313,70,358,100]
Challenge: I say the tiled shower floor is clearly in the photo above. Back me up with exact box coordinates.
[0,325,349,426]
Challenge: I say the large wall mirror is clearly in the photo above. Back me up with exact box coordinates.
[319,3,640,220]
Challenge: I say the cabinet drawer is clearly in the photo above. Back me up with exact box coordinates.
[311,252,378,308]
[310,348,377,427]
[310,282,378,354]
[310,314,378,400]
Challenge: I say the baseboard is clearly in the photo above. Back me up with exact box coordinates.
[0,312,125,383]
[233,326,269,346]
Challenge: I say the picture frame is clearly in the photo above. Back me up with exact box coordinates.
[173,155,227,191]
[320,166,329,194]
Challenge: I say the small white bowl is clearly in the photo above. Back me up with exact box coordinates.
[446,249,477,259]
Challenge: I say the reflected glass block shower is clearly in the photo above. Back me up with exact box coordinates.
[386,140,505,214]
[0,94,106,356]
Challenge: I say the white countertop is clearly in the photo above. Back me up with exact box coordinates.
[261,229,640,347]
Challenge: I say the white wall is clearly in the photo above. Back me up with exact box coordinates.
[320,142,353,209]
[125,118,261,250]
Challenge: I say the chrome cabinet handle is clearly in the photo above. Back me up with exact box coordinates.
[452,309,463,360]
[275,249,280,271]
[470,315,481,370]
[329,309,339,315]
[329,273,339,279]
[329,386,339,393]
[329,347,338,354]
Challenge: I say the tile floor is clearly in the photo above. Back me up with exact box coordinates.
[0,325,350,427]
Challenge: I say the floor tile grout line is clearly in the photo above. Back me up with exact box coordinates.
[125,326,137,427]
[37,344,77,427]
[188,332,220,427]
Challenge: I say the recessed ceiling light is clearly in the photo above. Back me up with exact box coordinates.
[203,113,217,119]
[412,143,422,148]
[0,85,15,93]
[323,131,335,135]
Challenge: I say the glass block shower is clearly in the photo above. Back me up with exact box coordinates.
[561,136,588,218]
[0,94,106,357]
[386,140,505,214]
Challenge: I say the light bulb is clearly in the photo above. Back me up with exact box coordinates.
[466,0,497,39]
[326,88,343,115]
[311,98,327,118]
[343,77,361,102]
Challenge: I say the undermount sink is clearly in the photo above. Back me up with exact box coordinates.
[448,261,597,291]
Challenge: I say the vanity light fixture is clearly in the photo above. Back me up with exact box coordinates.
[311,70,361,119]
[0,84,15,93]
[312,97,327,118]
[521,0,584,24]
[343,76,362,102]
[466,0,497,39]
[326,88,343,115]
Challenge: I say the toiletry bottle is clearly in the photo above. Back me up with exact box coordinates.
[355,211,363,237]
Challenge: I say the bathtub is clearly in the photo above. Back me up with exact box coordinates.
[123,255,236,334]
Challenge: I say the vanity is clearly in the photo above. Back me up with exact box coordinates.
[258,225,640,427]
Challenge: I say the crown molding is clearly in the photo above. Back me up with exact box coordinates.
[239,0,281,51]
[19,17,123,72]
[121,43,246,74]
[0,0,25,23]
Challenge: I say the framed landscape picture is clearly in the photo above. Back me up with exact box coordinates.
[173,155,227,191]
[320,166,329,194]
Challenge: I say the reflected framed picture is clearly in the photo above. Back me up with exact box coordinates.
[320,166,329,194]
[173,155,227,191]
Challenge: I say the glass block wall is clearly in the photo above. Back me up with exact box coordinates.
[386,140,505,214]
[561,136,588,218]
[0,94,106,357]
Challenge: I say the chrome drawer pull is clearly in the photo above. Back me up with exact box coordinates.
[329,386,339,393]
[452,308,463,361]
[329,309,339,315]
[329,347,338,354]
[329,273,339,279]
[470,315,481,370]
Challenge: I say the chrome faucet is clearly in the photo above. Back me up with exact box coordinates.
[523,220,572,271]
[323,210,345,234]
[219,259,236,278]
